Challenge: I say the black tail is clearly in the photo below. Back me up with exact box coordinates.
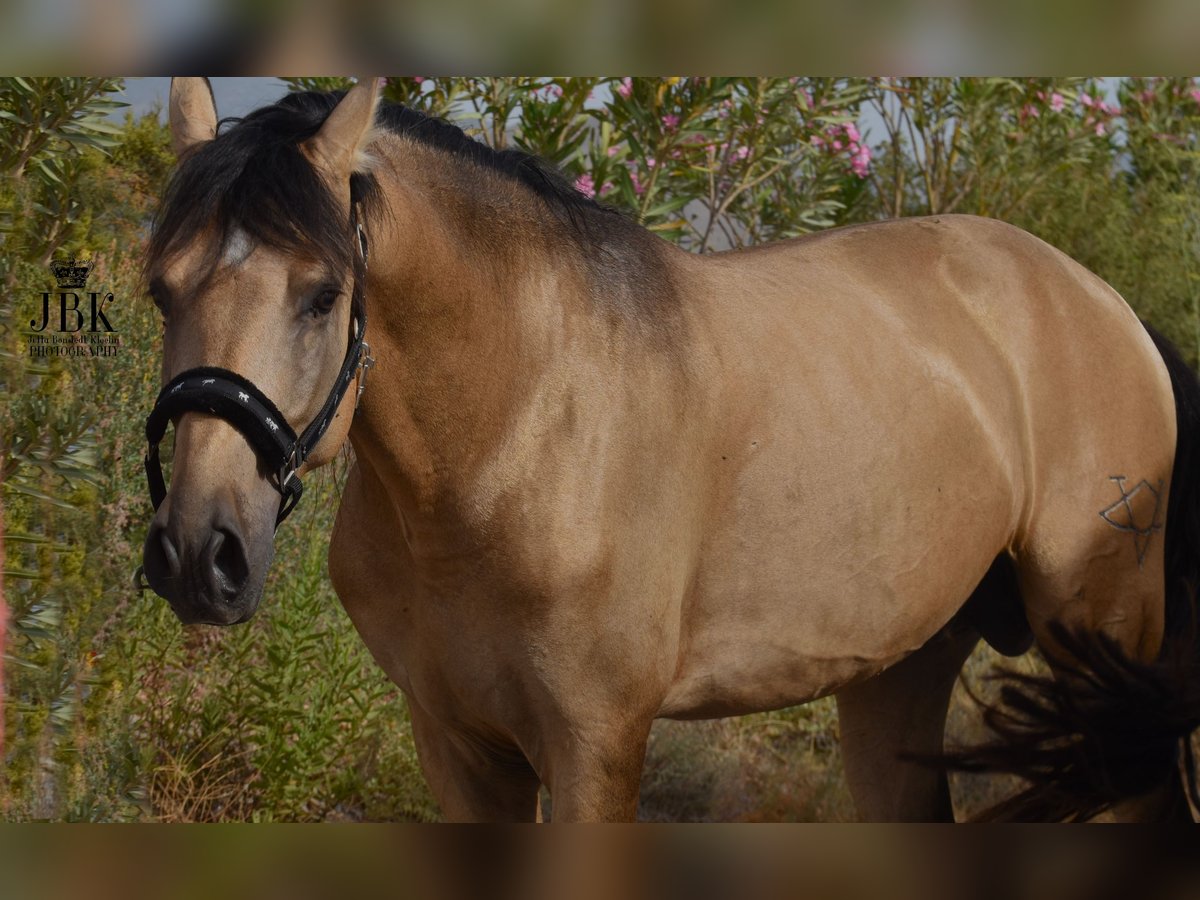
[929,323,1200,822]
[1144,322,1200,650]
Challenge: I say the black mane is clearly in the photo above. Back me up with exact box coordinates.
[147,90,613,282]
[372,98,608,225]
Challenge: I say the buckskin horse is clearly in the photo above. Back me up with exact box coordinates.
[140,78,1200,821]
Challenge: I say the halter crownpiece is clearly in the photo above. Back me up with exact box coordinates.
[143,203,373,528]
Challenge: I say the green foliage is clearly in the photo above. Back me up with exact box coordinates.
[859,77,1111,220]
[0,78,126,275]
[1016,76,1200,368]
[852,76,1200,367]
[0,77,125,183]
[110,108,174,196]
[1,77,127,818]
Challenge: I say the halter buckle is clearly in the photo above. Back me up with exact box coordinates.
[356,221,369,264]
[279,445,302,493]
[356,342,375,407]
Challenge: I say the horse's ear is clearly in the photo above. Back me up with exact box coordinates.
[306,77,382,182]
[169,77,218,158]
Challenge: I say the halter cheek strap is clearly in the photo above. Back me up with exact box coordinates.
[143,207,372,528]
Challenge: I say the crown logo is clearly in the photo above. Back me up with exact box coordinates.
[50,256,94,290]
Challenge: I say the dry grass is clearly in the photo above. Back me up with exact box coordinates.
[638,700,854,822]
[147,732,261,823]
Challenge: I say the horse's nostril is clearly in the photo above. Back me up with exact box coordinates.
[160,530,180,574]
[209,526,250,597]
[143,511,260,622]
[143,520,182,588]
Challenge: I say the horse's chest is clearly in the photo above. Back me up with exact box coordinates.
[328,478,525,719]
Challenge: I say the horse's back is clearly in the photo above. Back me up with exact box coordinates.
[657,215,1174,717]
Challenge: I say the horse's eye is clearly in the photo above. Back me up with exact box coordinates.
[148,282,169,322]
[311,288,339,318]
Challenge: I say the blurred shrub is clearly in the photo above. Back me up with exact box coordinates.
[1,77,126,817]
[852,76,1200,366]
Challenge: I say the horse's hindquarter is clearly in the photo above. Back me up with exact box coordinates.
[659,215,1165,718]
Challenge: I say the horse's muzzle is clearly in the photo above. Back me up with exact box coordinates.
[142,509,263,625]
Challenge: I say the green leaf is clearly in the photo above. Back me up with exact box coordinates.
[4,482,79,509]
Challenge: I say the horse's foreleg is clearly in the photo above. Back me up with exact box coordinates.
[406,697,542,822]
[835,619,979,822]
[537,718,652,822]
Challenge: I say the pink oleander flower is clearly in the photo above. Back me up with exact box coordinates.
[629,169,643,195]
[413,76,425,84]
[849,142,871,178]
[811,135,824,147]
[646,157,656,168]
[607,145,620,157]
[844,121,860,143]
[1050,92,1065,112]
[1192,89,1200,105]
[617,78,633,99]
[1095,121,1106,136]
[1021,103,1040,119]
[574,173,595,197]
[1080,91,1094,108]
[662,114,680,130]
[734,145,749,161]
[832,139,843,150]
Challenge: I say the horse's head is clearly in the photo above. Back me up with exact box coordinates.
[141,78,380,625]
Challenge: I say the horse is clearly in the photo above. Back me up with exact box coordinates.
[140,77,1200,822]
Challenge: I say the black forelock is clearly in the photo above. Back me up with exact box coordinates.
[146,90,617,284]
[148,91,375,285]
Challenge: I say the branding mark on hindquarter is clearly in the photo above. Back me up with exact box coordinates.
[1098,475,1164,568]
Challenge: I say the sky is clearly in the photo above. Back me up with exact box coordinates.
[116,77,289,119]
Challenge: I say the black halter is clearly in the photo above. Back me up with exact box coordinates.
[144,211,373,528]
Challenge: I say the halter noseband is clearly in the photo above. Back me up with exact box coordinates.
[144,207,374,528]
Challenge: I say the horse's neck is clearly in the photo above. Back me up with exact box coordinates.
[347,164,582,513]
